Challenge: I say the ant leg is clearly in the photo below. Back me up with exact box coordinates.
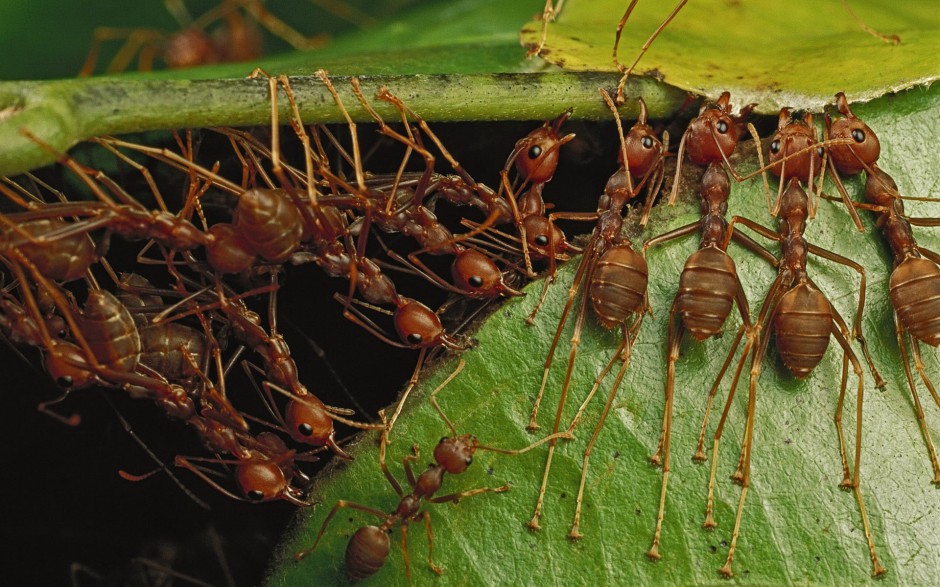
[570,318,643,540]
[613,0,688,104]
[428,484,512,504]
[902,327,940,484]
[806,250,884,388]
[240,0,329,50]
[694,324,746,462]
[651,300,683,466]
[527,0,564,59]
[717,340,759,578]
[647,303,683,560]
[831,323,886,576]
[400,521,413,584]
[527,246,596,429]
[420,511,444,575]
[385,348,428,437]
[833,351,854,487]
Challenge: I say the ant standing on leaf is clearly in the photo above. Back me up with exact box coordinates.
[294,360,572,582]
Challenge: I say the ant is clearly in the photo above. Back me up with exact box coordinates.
[526,88,665,538]
[640,91,781,561]
[294,360,571,581]
[698,176,885,577]
[824,92,940,483]
[79,0,327,76]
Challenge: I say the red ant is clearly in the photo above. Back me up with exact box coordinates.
[824,92,940,483]
[79,0,327,76]
[294,360,571,581]
[527,89,665,538]
[699,177,885,577]
[639,91,782,561]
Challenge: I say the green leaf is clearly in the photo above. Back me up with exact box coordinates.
[267,83,940,585]
[521,0,940,113]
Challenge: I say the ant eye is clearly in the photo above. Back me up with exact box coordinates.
[439,437,448,444]
[816,147,824,157]
[716,120,729,134]
[465,457,473,466]
[57,376,73,388]
[528,145,542,159]
[407,332,423,345]
[770,140,781,154]
[852,129,865,143]
[247,490,265,501]
[297,423,313,437]
[468,275,484,288]
[641,136,654,149]
[534,235,549,246]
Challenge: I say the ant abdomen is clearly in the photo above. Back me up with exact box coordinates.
[81,290,141,373]
[891,257,940,347]
[233,188,305,263]
[345,526,390,581]
[675,247,737,341]
[588,245,648,330]
[139,322,207,381]
[774,284,833,377]
[15,219,97,283]
[206,223,258,274]
[163,29,218,69]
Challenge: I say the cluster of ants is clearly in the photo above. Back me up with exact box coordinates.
[6,56,938,580]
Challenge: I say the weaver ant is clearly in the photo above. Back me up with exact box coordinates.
[79,0,327,76]
[527,89,665,538]
[698,178,885,577]
[640,91,779,561]
[294,360,570,581]
[824,92,940,483]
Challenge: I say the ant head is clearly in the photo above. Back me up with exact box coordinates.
[164,28,218,69]
[865,167,899,209]
[827,93,880,175]
[767,108,821,181]
[685,92,741,165]
[450,249,520,298]
[521,215,573,259]
[621,99,663,179]
[45,341,97,390]
[284,397,335,447]
[236,459,289,503]
[434,434,478,474]
[394,299,462,350]
[511,110,574,185]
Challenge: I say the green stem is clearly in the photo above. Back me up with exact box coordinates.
[0,73,686,176]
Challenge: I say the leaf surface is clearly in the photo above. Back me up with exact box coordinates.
[268,82,940,586]
[521,0,940,112]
